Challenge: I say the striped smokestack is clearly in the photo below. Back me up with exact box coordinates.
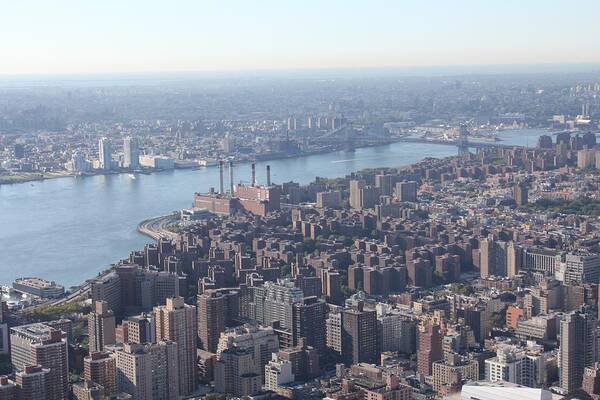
[229,161,234,194]
[219,160,224,194]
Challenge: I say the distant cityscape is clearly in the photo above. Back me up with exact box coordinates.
[2,71,600,400]
[1,75,598,185]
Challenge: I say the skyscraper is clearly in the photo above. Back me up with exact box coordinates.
[560,310,596,393]
[153,297,197,395]
[123,137,140,169]
[292,296,327,351]
[375,174,394,196]
[349,180,365,209]
[88,300,116,354]
[396,181,418,202]
[251,279,304,332]
[10,323,69,400]
[341,303,378,365]
[84,352,117,396]
[116,342,179,400]
[98,137,112,171]
[506,242,522,278]
[513,182,528,206]
[197,290,227,353]
[479,238,509,278]
[417,323,443,376]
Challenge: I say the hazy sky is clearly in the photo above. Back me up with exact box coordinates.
[2,0,600,75]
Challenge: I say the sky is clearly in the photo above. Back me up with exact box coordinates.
[1,0,600,75]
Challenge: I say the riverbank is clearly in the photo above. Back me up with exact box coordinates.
[0,127,558,188]
[0,128,549,287]
[0,171,72,185]
[0,146,379,188]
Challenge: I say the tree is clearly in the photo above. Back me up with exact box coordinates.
[490,307,507,329]
[302,238,316,254]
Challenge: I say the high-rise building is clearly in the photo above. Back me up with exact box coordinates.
[417,323,443,376]
[98,137,112,171]
[197,290,227,353]
[264,354,295,392]
[377,308,416,355]
[10,323,69,400]
[506,242,523,278]
[432,354,479,393]
[15,365,49,400]
[88,301,116,354]
[480,238,509,278]
[90,272,122,316]
[583,363,600,398]
[341,303,378,365]
[349,180,365,209]
[326,308,343,356]
[316,191,342,209]
[0,376,16,400]
[217,325,279,381]
[513,182,529,206]
[396,181,418,202]
[83,352,117,396]
[407,258,433,287]
[578,148,596,169]
[115,341,179,400]
[123,137,140,169]
[13,143,25,159]
[358,186,381,209]
[522,247,559,275]
[124,314,154,345]
[375,174,395,196]
[560,310,596,393]
[153,297,197,395]
[115,344,151,399]
[72,380,104,400]
[251,279,304,332]
[287,117,297,131]
[277,338,320,381]
[214,348,261,397]
[0,301,9,355]
[564,253,600,285]
[292,296,327,351]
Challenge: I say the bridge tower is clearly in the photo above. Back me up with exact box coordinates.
[457,125,469,156]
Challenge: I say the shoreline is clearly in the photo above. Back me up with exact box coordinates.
[0,141,395,187]
[0,127,555,187]
[0,126,560,188]
[1,127,553,297]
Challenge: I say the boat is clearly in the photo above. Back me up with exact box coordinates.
[128,174,137,179]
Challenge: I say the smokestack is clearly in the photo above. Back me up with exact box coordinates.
[251,163,256,186]
[266,165,271,186]
[219,161,224,194]
[229,161,234,194]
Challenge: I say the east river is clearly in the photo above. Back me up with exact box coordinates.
[0,129,547,287]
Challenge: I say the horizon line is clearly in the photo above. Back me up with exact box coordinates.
[2,62,600,80]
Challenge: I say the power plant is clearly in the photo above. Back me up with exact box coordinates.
[194,163,280,217]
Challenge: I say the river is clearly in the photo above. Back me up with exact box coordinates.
[0,128,547,287]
